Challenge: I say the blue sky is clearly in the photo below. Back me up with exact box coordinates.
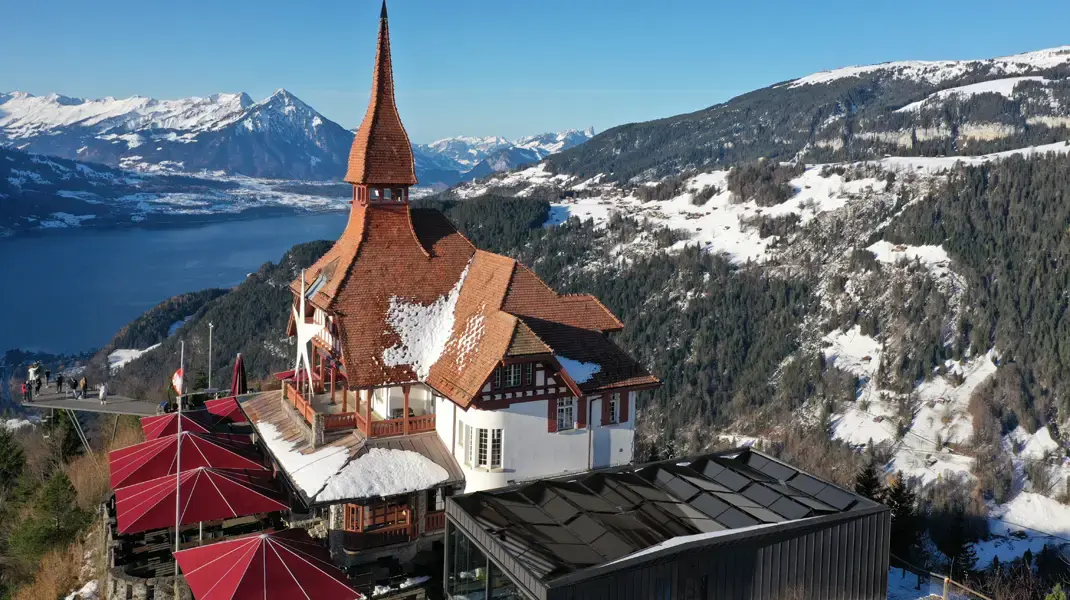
[2,0,1069,143]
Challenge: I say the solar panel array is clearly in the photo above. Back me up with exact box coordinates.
[451,448,870,581]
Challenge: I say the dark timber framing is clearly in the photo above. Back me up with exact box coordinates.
[445,448,891,600]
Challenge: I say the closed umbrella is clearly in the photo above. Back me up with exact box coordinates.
[231,354,248,396]
[174,529,363,600]
[109,432,265,489]
[116,467,287,534]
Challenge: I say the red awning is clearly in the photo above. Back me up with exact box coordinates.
[115,467,288,534]
[205,396,247,424]
[109,432,266,490]
[174,529,364,600]
[140,412,211,440]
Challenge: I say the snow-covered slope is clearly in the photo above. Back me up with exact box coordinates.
[790,45,1070,87]
[0,89,353,180]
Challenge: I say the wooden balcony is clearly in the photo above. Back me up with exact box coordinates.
[340,523,413,552]
[283,381,435,439]
[424,511,446,533]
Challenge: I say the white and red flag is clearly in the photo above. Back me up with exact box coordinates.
[172,368,184,396]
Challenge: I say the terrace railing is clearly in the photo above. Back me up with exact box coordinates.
[283,381,436,439]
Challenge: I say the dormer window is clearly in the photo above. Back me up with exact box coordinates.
[504,364,522,387]
[383,188,392,200]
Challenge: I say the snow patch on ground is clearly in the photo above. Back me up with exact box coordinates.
[3,418,36,431]
[38,212,96,228]
[1006,426,1059,461]
[556,355,602,385]
[866,241,952,279]
[108,344,161,373]
[254,421,349,498]
[383,261,471,379]
[319,447,449,503]
[64,579,99,600]
[897,76,1048,112]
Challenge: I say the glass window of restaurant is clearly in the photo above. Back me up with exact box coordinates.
[446,522,533,600]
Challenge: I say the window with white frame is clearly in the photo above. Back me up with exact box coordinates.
[557,398,575,431]
[524,363,534,385]
[607,393,620,425]
[493,367,501,389]
[504,364,522,387]
[461,423,504,469]
[491,429,502,468]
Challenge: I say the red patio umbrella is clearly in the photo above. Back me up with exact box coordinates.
[140,412,211,440]
[115,467,288,534]
[231,353,248,396]
[174,529,363,600]
[109,432,265,489]
[204,396,247,424]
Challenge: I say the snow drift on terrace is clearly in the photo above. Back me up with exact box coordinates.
[255,421,349,498]
[318,448,449,502]
[383,260,472,380]
[897,76,1048,112]
[108,344,161,373]
[556,356,602,385]
[789,45,1070,87]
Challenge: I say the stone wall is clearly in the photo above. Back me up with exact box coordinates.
[105,568,192,600]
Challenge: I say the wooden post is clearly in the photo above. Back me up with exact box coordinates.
[403,385,410,435]
[364,390,372,436]
[942,577,949,600]
[330,365,336,405]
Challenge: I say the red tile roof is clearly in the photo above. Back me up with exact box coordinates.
[344,3,417,186]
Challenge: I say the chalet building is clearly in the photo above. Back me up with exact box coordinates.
[445,448,891,600]
[239,1,658,573]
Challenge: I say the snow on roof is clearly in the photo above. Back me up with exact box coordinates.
[255,421,349,498]
[383,260,472,380]
[318,447,449,503]
[556,355,602,385]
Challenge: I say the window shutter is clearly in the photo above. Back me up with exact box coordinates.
[619,393,630,423]
[577,397,587,429]
[547,398,558,433]
[600,395,610,426]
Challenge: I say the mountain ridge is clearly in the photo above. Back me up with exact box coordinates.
[0,89,594,186]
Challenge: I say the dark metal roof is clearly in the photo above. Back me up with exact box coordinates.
[448,447,883,586]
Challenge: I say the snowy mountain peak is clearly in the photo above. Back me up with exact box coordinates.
[415,128,595,174]
[790,44,1070,88]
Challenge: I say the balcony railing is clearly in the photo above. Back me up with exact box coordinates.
[282,381,435,439]
[341,523,413,552]
[424,511,446,533]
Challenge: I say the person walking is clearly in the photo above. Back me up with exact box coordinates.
[34,378,42,396]
[44,369,51,387]
[79,376,88,400]
[99,381,108,406]
[56,374,64,393]
[20,381,28,402]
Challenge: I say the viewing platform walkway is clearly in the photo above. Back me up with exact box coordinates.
[21,390,160,416]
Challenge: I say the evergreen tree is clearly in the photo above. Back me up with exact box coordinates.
[854,461,884,502]
[8,471,88,564]
[884,471,920,558]
[938,508,978,575]
[0,427,25,490]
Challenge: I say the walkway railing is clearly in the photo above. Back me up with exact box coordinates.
[284,382,314,423]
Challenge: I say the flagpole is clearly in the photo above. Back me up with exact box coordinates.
[174,340,183,592]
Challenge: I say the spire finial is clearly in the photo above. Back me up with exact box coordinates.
[380,0,388,20]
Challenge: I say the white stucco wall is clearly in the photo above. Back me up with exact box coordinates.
[441,393,637,494]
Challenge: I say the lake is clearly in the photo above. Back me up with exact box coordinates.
[0,214,346,355]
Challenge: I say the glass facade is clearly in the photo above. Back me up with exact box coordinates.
[446,522,532,600]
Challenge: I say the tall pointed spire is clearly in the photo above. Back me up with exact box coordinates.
[344,0,417,186]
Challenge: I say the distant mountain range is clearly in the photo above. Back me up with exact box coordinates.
[0,89,593,187]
